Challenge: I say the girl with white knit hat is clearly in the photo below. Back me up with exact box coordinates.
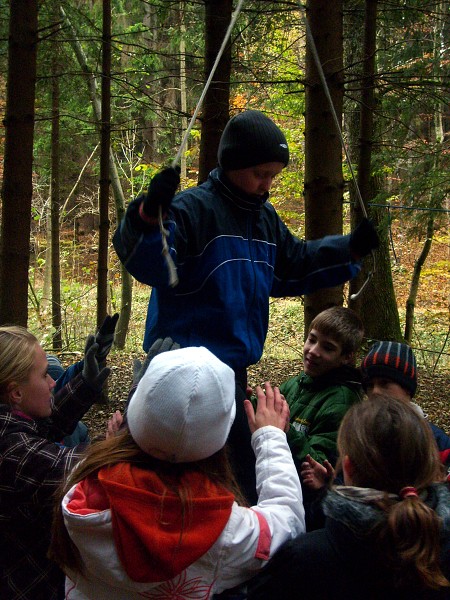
[50,346,304,599]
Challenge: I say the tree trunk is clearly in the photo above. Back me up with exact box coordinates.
[346,0,401,342]
[179,1,188,181]
[198,0,233,183]
[303,0,345,333]
[404,217,434,344]
[97,0,111,329]
[61,7,132,349]
[0,0,38,326]
[51,9,62,349]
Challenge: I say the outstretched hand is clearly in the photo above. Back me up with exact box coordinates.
[244,381,290,435]
[133,337,180,386]
[300,454,335,490]
[95,313,119,362]
[82,335,111,392]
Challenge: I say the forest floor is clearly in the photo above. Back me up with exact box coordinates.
[84,352,450,440]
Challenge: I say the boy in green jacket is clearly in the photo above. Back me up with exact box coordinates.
[281,306,364,471]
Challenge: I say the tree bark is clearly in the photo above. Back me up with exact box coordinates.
[51,8,62,349]
[198,0,233,183]
[0,0,38,325]
[97,0,111,329]
[61,7,132,349]
[303,0,345,333]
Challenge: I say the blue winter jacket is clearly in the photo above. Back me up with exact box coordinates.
[113,168,361,370]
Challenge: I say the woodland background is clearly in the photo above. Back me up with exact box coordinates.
[0,1,449,432]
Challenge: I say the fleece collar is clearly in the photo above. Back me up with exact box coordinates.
[67,463,235,583]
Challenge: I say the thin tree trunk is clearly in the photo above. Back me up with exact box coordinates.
[303,0,345,333]
[0,0,38,325]
[51,14,62,349]
[179,1,188,181]
[97,0,111,329]
[404,217,434,344]
[61,6,132,348]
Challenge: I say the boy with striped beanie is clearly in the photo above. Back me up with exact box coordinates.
[361,341,450,477]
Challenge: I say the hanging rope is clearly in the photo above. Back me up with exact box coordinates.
[160,0,246,286]
[298,2,375,300]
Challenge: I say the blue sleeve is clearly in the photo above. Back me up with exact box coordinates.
[272,226,361,296]
[54,361,83,393]
[113,197,176,288]
[429,421,450,451]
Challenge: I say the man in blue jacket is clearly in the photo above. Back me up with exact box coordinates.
[113,110,378,502]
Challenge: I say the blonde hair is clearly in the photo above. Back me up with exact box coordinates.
[337,394,448,590]
[50,427,245,573]
[309,306,364,356]
[0,326,38,402]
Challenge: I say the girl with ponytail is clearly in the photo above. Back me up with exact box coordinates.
[248,394,450,599]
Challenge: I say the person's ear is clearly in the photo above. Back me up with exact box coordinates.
[342,455,354,485]
[341,351,354,366]
[7,382,22,406]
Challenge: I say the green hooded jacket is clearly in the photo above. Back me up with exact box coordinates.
[281,366,363,468]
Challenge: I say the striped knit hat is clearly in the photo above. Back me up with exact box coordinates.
[361,341,417,397]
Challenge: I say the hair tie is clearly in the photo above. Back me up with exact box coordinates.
[399,486,418,499]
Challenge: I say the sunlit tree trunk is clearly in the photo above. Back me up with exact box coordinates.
[0,0,38,325]
[303,0,345,333]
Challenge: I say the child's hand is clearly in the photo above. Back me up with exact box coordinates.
[300,454,335,490]
[244,381,290,434]
[106,410,123,438]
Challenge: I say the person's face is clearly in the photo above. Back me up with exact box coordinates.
[10,343,56,419]
[303,328,352,378]
[365,377,411,402]
[226,162,284,197]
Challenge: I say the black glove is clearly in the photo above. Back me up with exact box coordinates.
[132,337,180,386]
[95,313,119,362]
[82,335,111,392]
[349,218,379,259]
[142,166,181,219]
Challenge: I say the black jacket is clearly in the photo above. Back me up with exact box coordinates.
[248,484,450,600]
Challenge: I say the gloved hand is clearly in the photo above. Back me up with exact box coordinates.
[82,335,111,392]
[132,337,180,386]
[141,166,181,219]
[349,218,379,259]
[95,313,119,362]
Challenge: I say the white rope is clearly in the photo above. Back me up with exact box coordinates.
[161,0,245,287]
[298,2,375,299]
[171,0,246,169]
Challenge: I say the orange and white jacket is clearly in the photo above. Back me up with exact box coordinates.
[61,425,304,599]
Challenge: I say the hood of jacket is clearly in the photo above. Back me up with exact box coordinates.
[65,462,235,583]
[323,482,450,537]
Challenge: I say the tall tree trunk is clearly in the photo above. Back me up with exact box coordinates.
[61,7,131,349]
[179,1,188,181]
[51,9,62,349]
[346,0,401,342]
[198,0,233,183]
[0,0,38,326]
[97,0,111,329]
[303,0,345,333]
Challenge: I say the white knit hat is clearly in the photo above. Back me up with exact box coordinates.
[127,347,236,463]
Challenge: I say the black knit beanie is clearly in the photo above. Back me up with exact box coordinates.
[218,110,289,171]
[361,341,417,397]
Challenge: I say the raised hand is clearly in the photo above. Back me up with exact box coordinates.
[300,454,335,490]
[244,381,290,434]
